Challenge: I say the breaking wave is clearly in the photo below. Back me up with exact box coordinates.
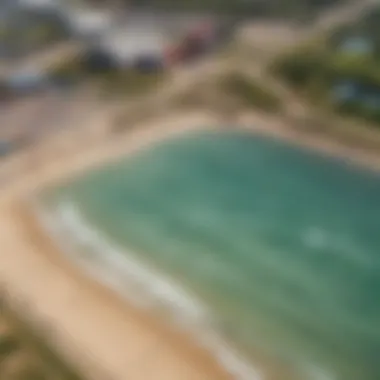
[33,197,262,380]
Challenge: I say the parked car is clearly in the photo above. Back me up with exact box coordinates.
[82,48,117,74]
[133,55,164,73]
[5,69,50,96]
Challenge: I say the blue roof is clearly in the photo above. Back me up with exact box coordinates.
[332,80,380,110]
[332,81,359,101]
[339,37,373,55]
[6,70,48,90]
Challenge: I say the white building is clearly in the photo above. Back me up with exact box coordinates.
[98,23,168,66]
[5,66,50,93]
[63,8,114,40]
[16,0,62,10]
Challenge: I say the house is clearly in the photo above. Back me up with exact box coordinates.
[5,0,116,43]
[338,36,374,56]
[17,0,62,11]
[88,22,169,70]
[332,80,380,113]
[4,67,51,96]
[82,47,116,73]
[63,8,114,41]
[332,81,358,103]
[133,55,164,73]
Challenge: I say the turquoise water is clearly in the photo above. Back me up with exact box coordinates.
[47,130,380,380]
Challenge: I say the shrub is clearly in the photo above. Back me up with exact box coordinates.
[336,101,380,125]
[329,53,380,86]
[270,49,329,88]
[49,56,87,85]
[0,335,20,357]
[100,70,165,97]
[13,365,49,380]
[220,72,281,112]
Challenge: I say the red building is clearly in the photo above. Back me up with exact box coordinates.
[164,20,217,65]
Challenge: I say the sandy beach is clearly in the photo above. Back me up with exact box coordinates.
[0,111,240,380]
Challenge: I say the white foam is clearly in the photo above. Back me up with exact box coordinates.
[301,225,373,267]
[33,197,263,380]
[303,227,328,250]
[304,363,336,380]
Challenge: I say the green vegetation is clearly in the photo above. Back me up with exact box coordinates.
[99,70,166,98]
[49,51,166,96]
[1,10,69,57]
[270,6,380,125]
[220,72,282,112]
[174,71,281,116]
[336,99,380,124]
[0,296,84,380]
[329,7,380,52]
[25,24,66,47]
[0,334,20,356]
[270,45,333,107]
[50,57,89,83]
[273,49,380,89]
[271,48,380,120]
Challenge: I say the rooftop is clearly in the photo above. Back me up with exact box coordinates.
[64,8,115,38]
[98,23,169,64]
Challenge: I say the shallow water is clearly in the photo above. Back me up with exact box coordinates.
[45,130,380,380]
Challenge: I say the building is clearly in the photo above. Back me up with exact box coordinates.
[16,0,62,11]
[332,81,358,103]
[4,67,51,96]
[166,19,220,64]
[2,0,116,43]
[63,7,114,41]
[103,29,167,66]
[332,80,380,113]
[338,36,374,56]
[80,11,223,70]
[81,16,171,72]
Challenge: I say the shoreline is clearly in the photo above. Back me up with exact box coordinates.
[19,200,236,380]
[237,111,380,174]
[0,195,235,380]
[35,196,263,380]
[1,109,380,380]
[2,108,380,202]
[0,112,238,380]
